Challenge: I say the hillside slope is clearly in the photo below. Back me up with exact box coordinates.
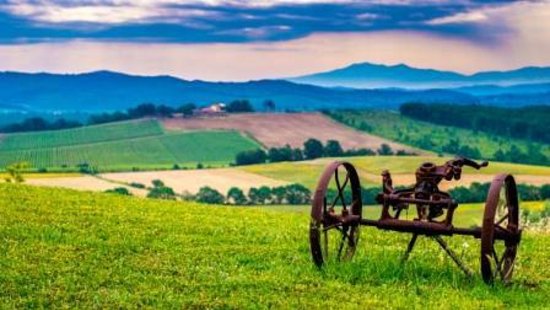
[162,112,418,152]
[0,71,477,112]
[0,119,260,170]
[1,184,549,308]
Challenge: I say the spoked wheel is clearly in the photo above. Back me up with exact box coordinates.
[481,174,521,284]
[309,161,362,267]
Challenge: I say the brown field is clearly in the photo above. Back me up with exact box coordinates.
[162,112,421,152]
[101,168,289,196]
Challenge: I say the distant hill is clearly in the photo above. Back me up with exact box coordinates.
[0,71,477,113]
[289,62,550,89]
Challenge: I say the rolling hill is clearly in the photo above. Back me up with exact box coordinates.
[0,119,260,171]
[0,70,478,113]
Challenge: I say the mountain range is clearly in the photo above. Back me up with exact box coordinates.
[289,62,550,89]
[0,70,477,113]
[0,62,549,114]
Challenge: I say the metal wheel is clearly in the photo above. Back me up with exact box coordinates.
[309,161,362,267]
[480,174,521,284]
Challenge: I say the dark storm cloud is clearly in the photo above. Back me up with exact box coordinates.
[0,0,527,44]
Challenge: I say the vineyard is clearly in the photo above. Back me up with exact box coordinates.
[327,111,550,165]
[0,183,548,308]
[0,120,260,171]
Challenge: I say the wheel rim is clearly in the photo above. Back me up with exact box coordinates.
[481,174,520,283]
[310,161,362,267]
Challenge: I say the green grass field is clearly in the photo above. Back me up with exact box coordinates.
[0,120,260,171]
[327,111,550,161]
[240,156,550,189]
[0,184,548,308]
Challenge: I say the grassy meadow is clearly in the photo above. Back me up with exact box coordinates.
[0,183,548,308]
[239,156,550,189]
[0,119,260,171]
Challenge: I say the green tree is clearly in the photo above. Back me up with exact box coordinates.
[196,186,225,204]
[271,186,287,204]
[147,186,176,200]
[227,187,247,205]
[178,103,196,116]
[284,184,311,205]
[377,143,394,155]
[291,148,304,161]
[227,100,254,113]
[235,149,267,165]
[152,179,165,188]
[268,145,293,162]
[263,99,276,111]
[247,186,272,204]
[303,138,324,159]
[324,140,343,157]
[540,184,550,200]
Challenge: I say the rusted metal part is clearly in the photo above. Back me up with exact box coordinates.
[432,235,474,277]
[309,161,362,267]
[309,157,522,284]
[480,174,520,284]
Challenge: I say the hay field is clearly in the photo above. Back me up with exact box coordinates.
[162,112,419,152]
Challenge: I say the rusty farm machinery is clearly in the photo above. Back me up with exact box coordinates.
[309,157,522,284]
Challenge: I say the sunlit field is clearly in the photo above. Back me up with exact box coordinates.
[0,184,548,308]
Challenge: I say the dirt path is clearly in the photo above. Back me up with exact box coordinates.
[162,113,421,153]
[26,175,147,196]
[101,168,289,195]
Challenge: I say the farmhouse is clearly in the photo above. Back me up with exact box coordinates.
[193,103,227,117]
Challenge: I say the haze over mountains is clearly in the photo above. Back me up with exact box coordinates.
[289,62,550,89]
[0,62,548,114]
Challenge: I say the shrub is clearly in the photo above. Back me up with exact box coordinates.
[129,182,146,189]
[105,187,132,196]
[5,161,30,183]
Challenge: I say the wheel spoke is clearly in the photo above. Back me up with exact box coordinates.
[333,168,350,210]
[336,233,347,260]
[323,230,328,259]
[492,246,503,278]
[495,212,509,226]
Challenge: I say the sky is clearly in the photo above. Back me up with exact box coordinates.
[0,0,549,81]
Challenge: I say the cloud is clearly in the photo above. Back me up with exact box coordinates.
[426,11,488,25]
[1,29,549,81]
[0,0,509,43]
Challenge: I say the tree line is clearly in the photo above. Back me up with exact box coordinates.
[449,182,550,204]
[108,179,312,205]
[400,103,550,144]
[0,99,259,133]
[234,139,416,166]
